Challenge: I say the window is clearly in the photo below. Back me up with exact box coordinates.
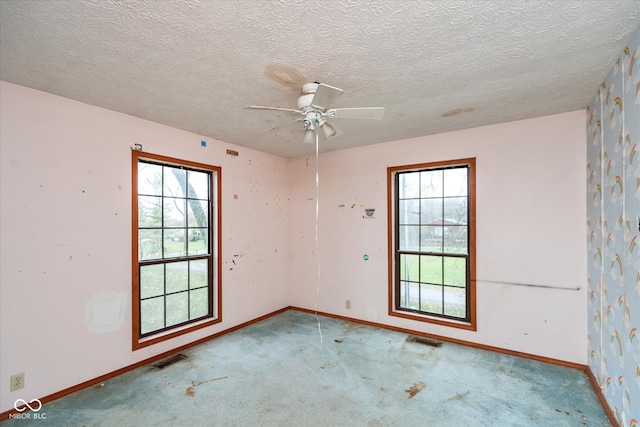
[388,158,475,330]
[132,151,221,349]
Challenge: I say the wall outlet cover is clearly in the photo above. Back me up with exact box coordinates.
[10,373,24,392]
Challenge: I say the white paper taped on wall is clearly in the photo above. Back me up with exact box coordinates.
[85,291,128,334]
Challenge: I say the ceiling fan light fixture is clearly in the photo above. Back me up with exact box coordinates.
[302,129,315,144]
[321,121,337,138]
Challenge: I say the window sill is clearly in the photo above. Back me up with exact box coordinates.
[133,316,221,351]
[389,309,476,332]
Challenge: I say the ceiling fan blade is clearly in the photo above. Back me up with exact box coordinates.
[311,83,343,110]
[245,105,302,115]
[327,107,385,120]
[326,107,384,120]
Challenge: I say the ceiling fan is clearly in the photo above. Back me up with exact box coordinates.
[246,82,384,144]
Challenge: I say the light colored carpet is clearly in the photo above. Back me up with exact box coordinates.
[5,310,610,426]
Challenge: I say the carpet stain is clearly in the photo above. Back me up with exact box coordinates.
[343,323,366,333]
[197,376,228,386]
[448,391,470,401]
[405,381,426,398]
[344,323,364,334]
[186,381,196,397]
[186,376,227,397]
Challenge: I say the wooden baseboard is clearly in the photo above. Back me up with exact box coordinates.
[1,306,290,422]
[584,366,618,426]
[291,306,586,370]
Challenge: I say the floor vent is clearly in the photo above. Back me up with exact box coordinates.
[153,353,188,369]
[406,335,442,347]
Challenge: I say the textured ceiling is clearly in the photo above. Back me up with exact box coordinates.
[1,1,639,158]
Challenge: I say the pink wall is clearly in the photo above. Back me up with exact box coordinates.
[1,81,589,413]
[0,82,290,413]
[289,110,587,363]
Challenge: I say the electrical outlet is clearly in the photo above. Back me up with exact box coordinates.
[10,373,24,392]
[346,300,351,310]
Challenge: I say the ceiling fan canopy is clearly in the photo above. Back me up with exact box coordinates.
[246,82,384,144]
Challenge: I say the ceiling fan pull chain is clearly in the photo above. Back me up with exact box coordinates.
[313,116,323,343]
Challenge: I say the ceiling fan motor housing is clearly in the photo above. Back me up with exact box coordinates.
[297,94,315,110]
[303,112,321,130]
[298,83,320,111]
[302,83,319,95]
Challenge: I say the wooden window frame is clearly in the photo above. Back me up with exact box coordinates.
[132,151,222,350]
[387,158,476,331]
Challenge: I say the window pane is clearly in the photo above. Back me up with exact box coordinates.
[398,225,420,251]
[139,229,162,260]
[190,288,209,318]
[400,254,420,282]
[420,198,443,224]
[444,197,467,224]
[444,286,466,317]
[420,170,443,198]
[420,225,442,252]
[444,167,467,197]
[138,163,162,196]
[444,226,467,254]
[419,255,442,284]
[164,197,186,227]
[443,257,466,287]
[190,259,208,288]
[141,297,164,334]
[399,281,407,306]
[399,254,407,281]
[399,200,419,224]
[399,172,419,199]
[164,230,186,258]
[187,200,209,227]
[140,264,164,299]
[399,282,419,310]
[188,171,209,200]
[188,229,208,256]
[166,292,189,326]
[166,261,189,294]
[420,284,443,314]
[164,167,186,198]
[138,196,162,227]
